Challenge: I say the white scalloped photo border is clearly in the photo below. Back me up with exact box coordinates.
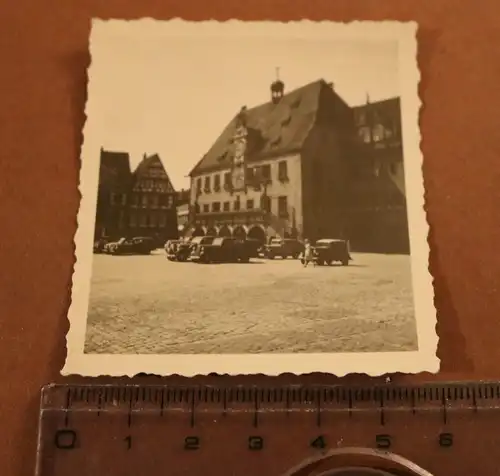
[62,19,439,377]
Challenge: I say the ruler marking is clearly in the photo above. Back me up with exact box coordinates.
[348,389,353,418]
[316,389,322,427]
[64,388,71,427]
[160,389,165,417]
[190,389,195,428]
[97,390,102,417]
[127,393,133,428]
[285,388,290,417]
[441,391,448,425]
[472,386,478,413]
[379,392,385,426]
[253,389,259,428]
[222,389,227,417]
[411,388,416,415]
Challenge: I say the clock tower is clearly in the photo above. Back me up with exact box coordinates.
[230,107,248,192]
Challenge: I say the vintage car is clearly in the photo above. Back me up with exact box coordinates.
[93,238,109,254]
[165,239,182,261]
[165,237,199,262]
[306,238,351,266]
[191,237,251,263]
[103,238,126,254]
[110,236,156,255]
[184,236,216,260]
[241,238,263,258]
[263,238,303,259]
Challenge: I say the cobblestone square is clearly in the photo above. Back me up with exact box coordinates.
[84,252,418,354]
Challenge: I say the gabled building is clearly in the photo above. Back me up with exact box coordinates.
[94,149,179,244]
[95,150,132,239]
[185,77,409,253]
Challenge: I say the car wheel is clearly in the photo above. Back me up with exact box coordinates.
[326,260,333,266]
[342,259,349,266]
[292,253,299,259]
[268,255,274,260]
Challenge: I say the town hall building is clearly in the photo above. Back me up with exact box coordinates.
[185,77,409,254]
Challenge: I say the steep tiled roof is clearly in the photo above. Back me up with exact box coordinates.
[133,153,161,176]
[189,79,346,176]
[99,149,132,190]
[132,153,177,193]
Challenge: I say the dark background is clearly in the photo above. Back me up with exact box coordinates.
[1,1,499,475]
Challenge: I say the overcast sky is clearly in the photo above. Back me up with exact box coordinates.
[87,22,400,190]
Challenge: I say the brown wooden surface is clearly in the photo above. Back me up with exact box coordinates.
[0,1,499,475]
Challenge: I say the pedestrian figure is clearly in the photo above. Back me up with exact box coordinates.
[302,239,314,268]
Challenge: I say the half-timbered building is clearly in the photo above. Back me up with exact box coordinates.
[95,149,179,245]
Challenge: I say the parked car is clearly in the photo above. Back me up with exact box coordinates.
[241,238,263,258]
[186,236,216,260]
[165,237,198,262]
[93,238,109,254]
[191,237,251,263]
[103,237,126,254]
[165,239,182,261]
[263,238,303,259]
[306,238,351,266]
[110,236,156,255]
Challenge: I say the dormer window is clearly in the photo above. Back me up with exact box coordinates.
[204,176,211,193]
[278,160,288,182]
[214,174,221,192]
[223,172,231,191]
[261,164,271,183]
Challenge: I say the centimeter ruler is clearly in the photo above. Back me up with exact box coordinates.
[35,382,500,476]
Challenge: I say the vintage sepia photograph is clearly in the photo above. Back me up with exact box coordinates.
[63,19,439,376]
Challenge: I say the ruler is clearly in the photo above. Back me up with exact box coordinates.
[35,382,500,475]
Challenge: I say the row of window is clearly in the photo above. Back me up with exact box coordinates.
[358,123,399,144]
[109,192,175,208]
[196,161,289,194]
[197,195,289,217]
[128,211,169,228]
[134,180,174,193]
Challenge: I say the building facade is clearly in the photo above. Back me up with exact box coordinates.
[95,149,179,244]
[185,78,409,253]
[346,97,409,253]
[95,150,132,240]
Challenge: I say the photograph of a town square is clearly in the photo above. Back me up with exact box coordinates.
[64,21,438,376]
